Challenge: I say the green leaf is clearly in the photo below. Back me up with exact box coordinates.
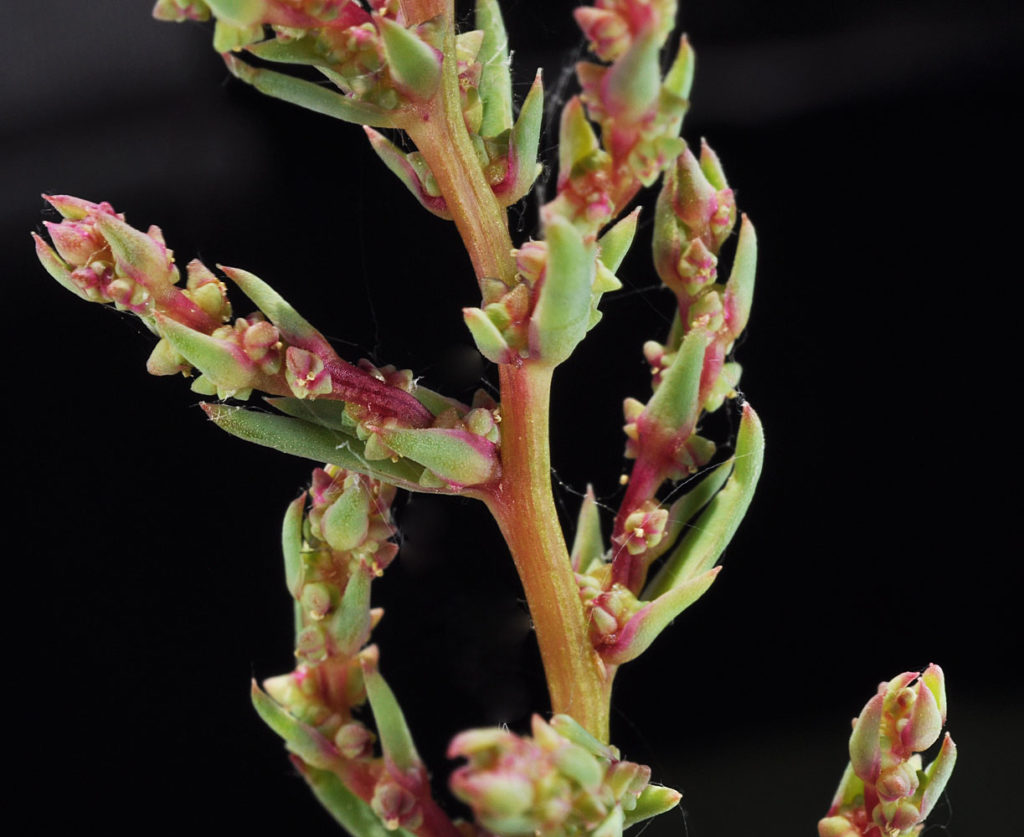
[463,306,512,364]
[32,234,88,300]
[597,209,639,273]
[281,492,306,598]
[375,426,499,487]
[603,567,720,665]
[643,328,709,440]
[205,0,264,26]
[296,761,414,837]
[329,567,372,656]
[94,213,174,286]
[531,214,596,365]
[497,70,543,205]
[645,404,765,598]
[917,734,957,821]
[408,384,464,417]
[475,0,513,136]
[558,97,600,182]
[223,54,395,127]
[360,647,421,772]
[247,36,326,66]
[571,486,605,573]
[251,681,339,769]
[724,214,757,338]
[376,16,441,101]
[662,35,695,103]
[202,403,427,488]
[219,265,321,344]
[264,396,353,432]
[156,315,254,393]
[623,785,682,828]
[363,127,451,219]
[321,481,370,553]
[603,31,660,122]
[643,458,733,568]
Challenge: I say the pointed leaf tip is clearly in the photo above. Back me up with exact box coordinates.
[377,16,442,101]
[603,567,721,665]
[251,680,340,769]
[360,647,421,772]
[496,69,543,205]
[571,486,605,573]
[476,0,513,136]
[530,214,595,365]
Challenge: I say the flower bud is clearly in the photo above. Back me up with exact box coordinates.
[821,666,957,837]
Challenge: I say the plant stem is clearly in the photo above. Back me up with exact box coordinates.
[405,4,516,286]
[487,362,611,741]
[408,7,611,739]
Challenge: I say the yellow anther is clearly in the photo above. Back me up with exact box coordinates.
[619,473,629,485]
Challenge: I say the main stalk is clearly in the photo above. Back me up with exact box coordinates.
[409,7,611,739]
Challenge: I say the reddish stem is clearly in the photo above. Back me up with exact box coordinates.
[486,363,611,740]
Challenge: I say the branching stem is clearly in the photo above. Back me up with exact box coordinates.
[486,363,612,742]
[408,5,612,741]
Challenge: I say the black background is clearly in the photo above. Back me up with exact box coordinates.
[3,1,1021,834]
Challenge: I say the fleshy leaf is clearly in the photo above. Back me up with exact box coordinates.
[265,396,352,432]
[645,404,765,598]
[360,646,421,772]
[219,265,320,345]
[251,681,339,770]
[282,492,306,598]
[649,458,733,565]
[364,127,452,219]
[223,53,395,127]
[376,16,441,101]
[496,70,543,205]
[463,306,513,364]
[330,566,372,656]
[602,567,720,664]
[597,209,639,273]
[476,0,513,136]
[321,480,370,553]
[643,328,709,440]
[571,486,605,573]
[529,214,595,365]
[374,425,500,487]
[624,785,683,828]
[723,214,757,337]
[202,403,428,489]
[156,315,255,394]
[916,733,957,820]
[205,0,265,27]
[295,761,411,837]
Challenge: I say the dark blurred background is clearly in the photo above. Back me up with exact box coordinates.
[4,1,1021,834]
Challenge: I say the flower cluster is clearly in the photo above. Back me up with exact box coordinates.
[449,714,680,837]
[36,196,509,493]
[33,2,957,835]
[819,665,957,837]
[547,0,692,232]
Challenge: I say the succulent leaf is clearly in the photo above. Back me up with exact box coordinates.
[360,647,421,772]
[476,0,514,136]
[571,486,605,573]
[223,53,395,127]
[251,681,340,769]
[202,403,430,489]
[376,16,441,101]
[645,404,764,598]
[294,761,411,837]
